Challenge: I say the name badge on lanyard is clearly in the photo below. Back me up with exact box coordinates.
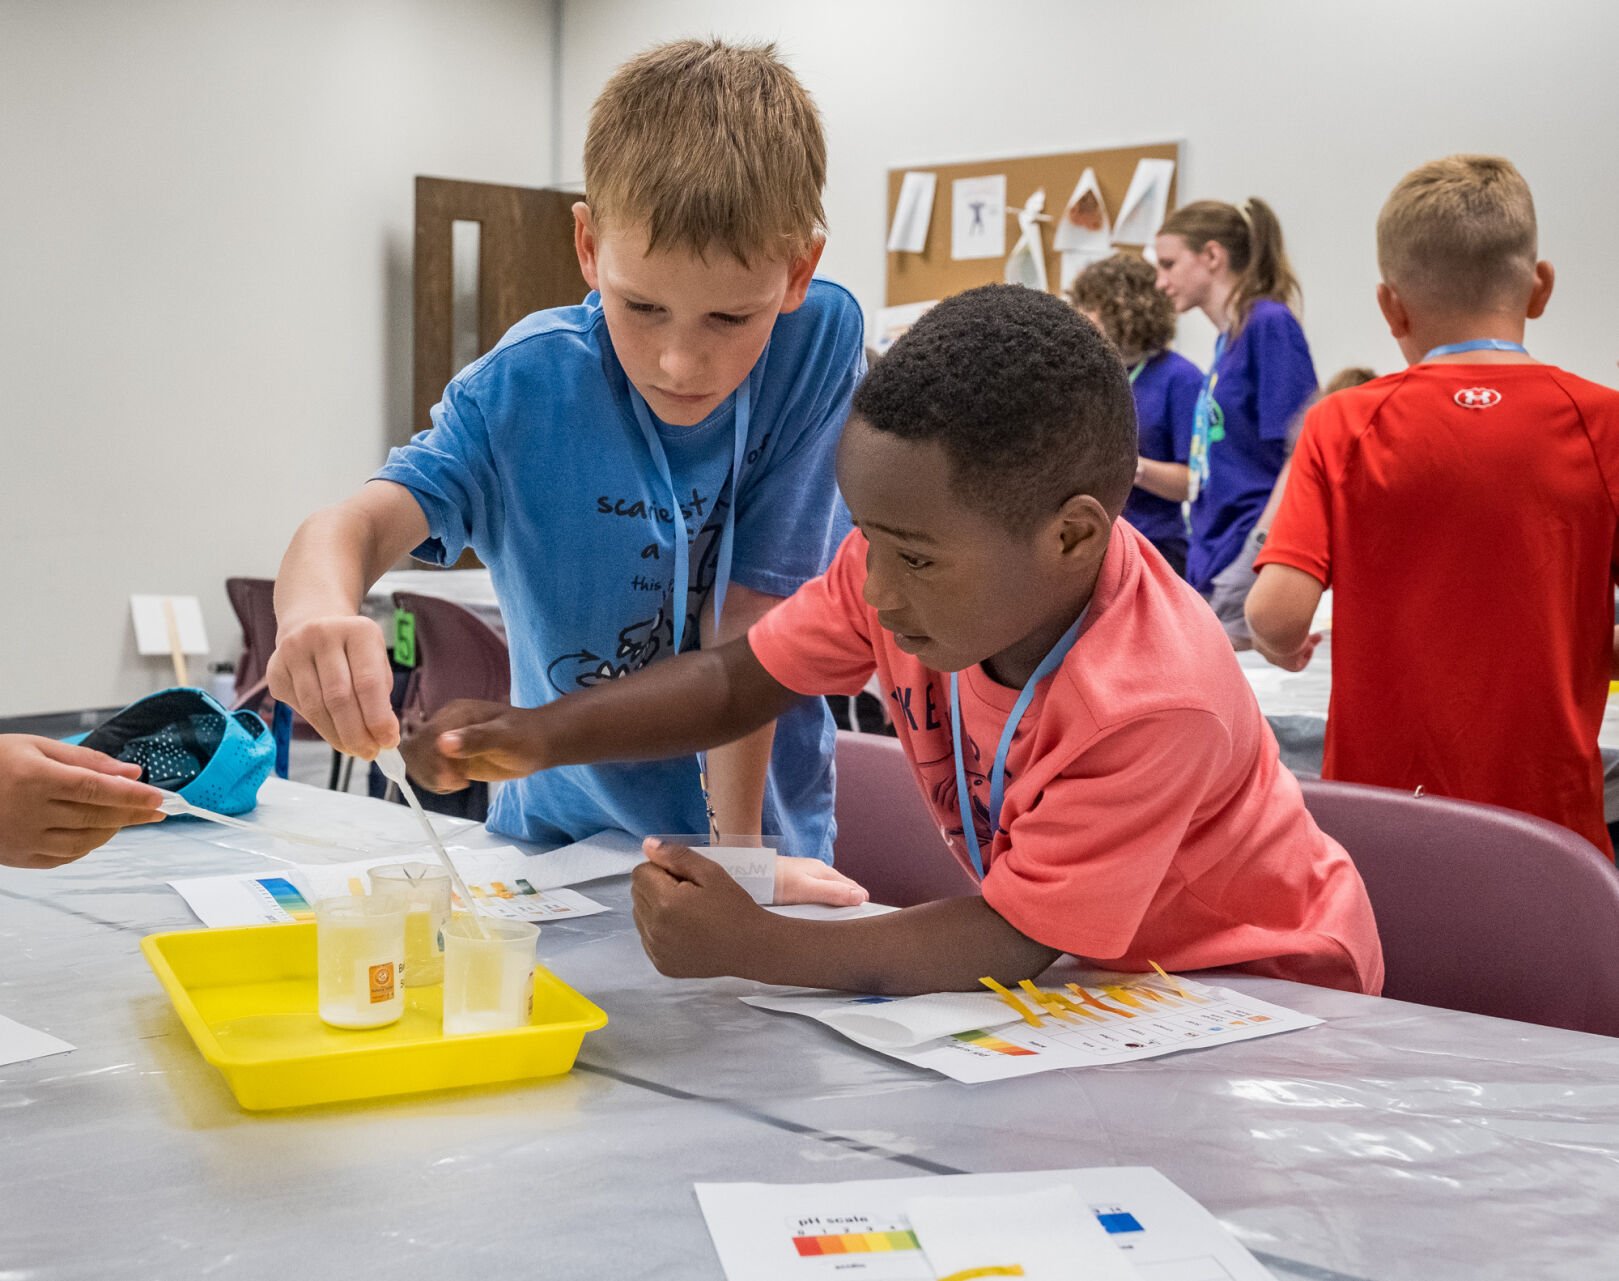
[1187,332,1227,505]
[627,381,751,655]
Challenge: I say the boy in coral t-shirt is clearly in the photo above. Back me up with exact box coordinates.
[405,286,1383,996]
[1248,155,1619,856]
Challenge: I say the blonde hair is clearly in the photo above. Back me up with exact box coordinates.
[1159,197,1300,335]
[1377,155,1537,312]
[582,39,826,266]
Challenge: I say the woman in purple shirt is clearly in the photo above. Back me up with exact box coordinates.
[1069,253,1201,577]
[1154,198,1317,645]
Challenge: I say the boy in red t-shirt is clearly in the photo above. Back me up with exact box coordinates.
[1248,155,1619,856]
[404,286,1382,996]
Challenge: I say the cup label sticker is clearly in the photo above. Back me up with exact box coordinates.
[369,962,397,1004]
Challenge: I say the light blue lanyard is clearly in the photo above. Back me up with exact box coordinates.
[1421,339,1528,361]
[949,607,1088,880]
[626,381,751,656]
[1127,358,1148,385]
[1187,332,1227,500]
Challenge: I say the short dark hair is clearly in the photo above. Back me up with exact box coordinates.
[851,284,1138,530]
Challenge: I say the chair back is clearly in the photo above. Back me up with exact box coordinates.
[225,577,278,700]
[832,731,977,907]
[1300,778,1619,1036]
[393,591,511,729]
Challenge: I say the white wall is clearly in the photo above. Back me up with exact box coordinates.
[0,0,557,717]
[558,0,1618,381]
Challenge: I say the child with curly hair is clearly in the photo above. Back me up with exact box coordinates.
[1069,254,1200,576]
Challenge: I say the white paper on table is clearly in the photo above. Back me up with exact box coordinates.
[1311,588,1333,634]
[694,1166,1275,1281]
[909,1184,1136,1281]
[767,901,899,923]
[1112,157,1176,245]
[743,988,1022,1049]
[870,300,938,356]
[170,845,615,928]
[129,594,209,656]
[887,171,937,253]
[491,830,644,888]
[1052,166,1112,254]
[951,174,1007,260]
[746,972,1321,1083]
[0,1014,75,1068]
[702,846,778,904]
[1003,187,1048,291]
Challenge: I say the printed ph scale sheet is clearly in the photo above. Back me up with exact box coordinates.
[744,972,1320,1083]
[697,1166,1274,1281]
[168,831,645,928]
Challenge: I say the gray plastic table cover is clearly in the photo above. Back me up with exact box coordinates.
[3,780,1617,1280]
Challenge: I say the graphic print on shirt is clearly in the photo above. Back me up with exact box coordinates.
[893,677,996,855]
[545,485,727,694]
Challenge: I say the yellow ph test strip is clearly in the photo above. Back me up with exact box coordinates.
[979,976,1044,1027]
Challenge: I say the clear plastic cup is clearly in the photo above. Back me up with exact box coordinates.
[442,916,538,1036]
[368,862,451,987]
[314,894,406,1029]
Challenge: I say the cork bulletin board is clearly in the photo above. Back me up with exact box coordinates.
[884,142,1181,307]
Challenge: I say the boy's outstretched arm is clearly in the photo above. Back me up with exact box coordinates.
[699,584,780,837]
[1246,563,1325,672]
[633,839,1061,994]
[269,482,428,758]
[402,636,800,792]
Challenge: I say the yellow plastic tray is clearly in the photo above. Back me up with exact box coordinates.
[142,923,607,1111]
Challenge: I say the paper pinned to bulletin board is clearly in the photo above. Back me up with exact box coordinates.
[1112,156,1177,245]
[887,171,937,253]
[885,142,1179,308]
[950,174,1007,260]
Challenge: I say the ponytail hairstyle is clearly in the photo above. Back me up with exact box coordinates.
[1159,197,1301,335]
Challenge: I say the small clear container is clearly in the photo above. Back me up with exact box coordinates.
[368,862,452,987]
[442,916,538,1036]
[314,894,406,1029]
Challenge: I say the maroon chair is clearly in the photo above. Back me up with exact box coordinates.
[1300,778,1619,1037]
[226,576,340,785]
[225,577,279,702]
[392,591,511,732]
[832,731,977,907]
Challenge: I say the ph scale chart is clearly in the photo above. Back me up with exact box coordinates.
[789,1207,1145,1257]
[246,876,315,922]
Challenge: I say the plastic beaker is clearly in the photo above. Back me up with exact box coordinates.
[368,862,452,986]
[442,916,538,1035]
[314,894,406,1029]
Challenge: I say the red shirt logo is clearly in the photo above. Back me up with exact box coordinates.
[1454,387,1502,410]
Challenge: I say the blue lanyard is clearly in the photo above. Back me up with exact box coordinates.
[626,381,751,656]
[1422,339,1528,361]
[949,607,1088,880]
[1187,332,1227,501]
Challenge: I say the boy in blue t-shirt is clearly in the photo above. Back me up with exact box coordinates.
[267,40,865,904]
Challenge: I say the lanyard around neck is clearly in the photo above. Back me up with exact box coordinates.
[1421,339,1528,361]
[1187,332,1228,503]
[627,380,751,657]
[1127,358,1148,385]
[949,607,1088,881]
